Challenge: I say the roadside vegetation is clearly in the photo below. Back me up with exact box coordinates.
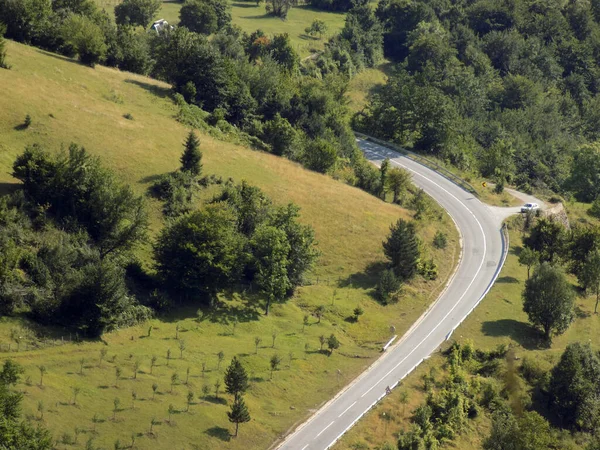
[337,206,600,450]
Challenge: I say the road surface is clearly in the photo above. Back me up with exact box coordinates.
[276,138,527,450]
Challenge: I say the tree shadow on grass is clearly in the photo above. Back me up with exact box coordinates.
[124,79,171,99]
[575,305,591,319]
[35,48,78,64]
[159,292,261,325]
[299,34,319,41]
[496,276,520,284]
[510,245,523,257]
[138,173,166,185]
[231,1,259,7]
[201,300,261,326]
[205,426,230,442]
[481,319,543,350]
[339,261,387,290]
[205,396,227,405]
[0,183,19,196]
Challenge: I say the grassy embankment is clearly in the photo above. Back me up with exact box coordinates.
[336,206,600,450]
[0,41,459,449]
[94,0,345,57]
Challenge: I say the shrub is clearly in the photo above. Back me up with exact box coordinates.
[433,231,447,249]
[589,197,600,218]
[520,357,548,387]
[123,113,134,120]
[149,171,203,217]
[375,269,401,304]
[418,259,438,280]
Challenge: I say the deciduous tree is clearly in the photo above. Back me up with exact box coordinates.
[250,225,291,315]
[114,0,161,27]
[523,263,574,342]
[154,204,244,305]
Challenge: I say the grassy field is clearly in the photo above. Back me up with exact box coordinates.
[94,0,346,57]
[0,41,460,449]
[335,209,600,450]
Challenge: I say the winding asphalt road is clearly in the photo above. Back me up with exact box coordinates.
[276,138,528,450]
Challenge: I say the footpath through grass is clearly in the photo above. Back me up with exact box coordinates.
[94,0,346,57]
[0,41,460,449]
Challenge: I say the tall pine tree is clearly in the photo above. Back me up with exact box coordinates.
[382,219,420,280]
[227,395,250,437]
[180,130,202,175]
[224,356,249,400]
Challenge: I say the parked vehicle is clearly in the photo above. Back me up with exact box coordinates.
[521,203,540,213]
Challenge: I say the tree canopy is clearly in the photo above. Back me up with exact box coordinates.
[522,262,574,342]
[383,218,420,280]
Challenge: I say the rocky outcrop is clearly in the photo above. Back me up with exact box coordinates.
[543,203,570,230]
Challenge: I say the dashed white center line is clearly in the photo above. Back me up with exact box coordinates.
[300,445,309,450]
[338,401,357,418]
[316,421,334,438]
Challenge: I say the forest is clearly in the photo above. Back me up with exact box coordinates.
[356,0,600,197]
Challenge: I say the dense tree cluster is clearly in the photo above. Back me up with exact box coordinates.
[0,0,155,67]
[154,180,319,313]
[1,145,152,336]
[354,0,600,196]
[548,342,600,431]
[306,0,384,78]
[13,144,148,259]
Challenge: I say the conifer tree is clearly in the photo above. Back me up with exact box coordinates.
[224,357,249,400]
[180,130,202,175]
[227,395,250,437]
[382,219,420,280]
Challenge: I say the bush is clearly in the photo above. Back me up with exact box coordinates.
[589,197,600,218]
[375,269,401,304]
[520,357,548,387]
[149,171,203,217]
[123,113,134,120]
[418,259,438,280]
[433,231,447,249]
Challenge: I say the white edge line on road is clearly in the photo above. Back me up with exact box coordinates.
[272,147,467,450]
[338,401,357,418]
[322,146,497,449]
[278,140,507,450]
[325,358,425,450]
[358,152,488,401]
[316,421,335,438]
[325,228,510,450]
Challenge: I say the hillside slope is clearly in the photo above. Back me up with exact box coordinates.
[0,41,459,449]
